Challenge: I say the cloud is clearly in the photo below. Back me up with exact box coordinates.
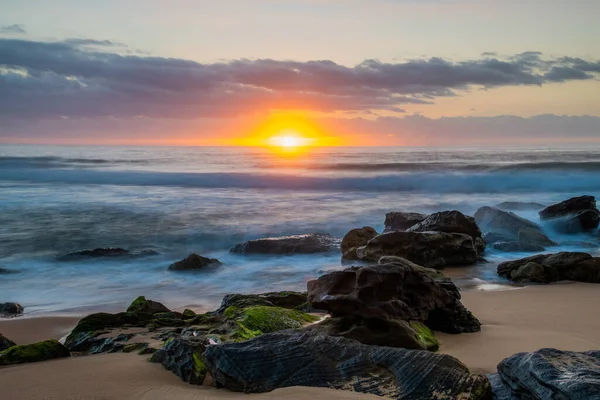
[0,37,599,123]
[0,24,26,34]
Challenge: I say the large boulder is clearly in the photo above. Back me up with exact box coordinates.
[539,195,600,233]
[231,233,339,255]
[0,340,70,365]
[0,302,24,316]
[341,226,378,258]
[57,247,159,261]
[407,210,485,253]
[0,333,16,351]
[497,252,600,283]
[168,254,222,271]
[352,231,478,269]
[490,348,600,399]
[307,259,481,334]
[474,206,555,251]
[203,331,492,399]
[384,212,428,232]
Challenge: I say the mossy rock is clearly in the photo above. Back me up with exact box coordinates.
[1,333,16,352]
[410,321,440,351]
[65,312,153,348]
[123,342,148,353]
[127,296,171,314]
[0,340,70,365]
[227,306,320,335]
[183,309,196,317]
[214,292,309,314]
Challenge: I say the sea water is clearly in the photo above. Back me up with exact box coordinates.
[1,145,599,315]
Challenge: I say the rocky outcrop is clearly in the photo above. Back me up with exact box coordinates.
[151,337,208,385]
[231,233,339,255]
[168,254,222,271]
[214,291,310,314]
[352,231,478,268]
[203,331,492,399]
[341,227,378,259]
[475,206,556,251]
[490,348,600,399]
[0,302,24,316]
[384,212,428,232]
[0,333,16,351]
[57,247,159,261]
[497,252,600,283]
[0,340,70,365]
[406,210,485,253]
[307,259,480,334]
[495,201,545,211]
[539,195,600,233]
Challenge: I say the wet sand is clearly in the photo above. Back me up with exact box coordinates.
[1,283,599,399]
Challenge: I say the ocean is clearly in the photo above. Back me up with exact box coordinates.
[1,144,599,316]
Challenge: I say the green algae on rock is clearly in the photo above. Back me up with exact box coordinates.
[225,305,320,334]
[409,321,440,351]
[126,296,171,314]
[0,340,70,365]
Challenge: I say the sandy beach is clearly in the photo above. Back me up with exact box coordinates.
[1,283,599,399]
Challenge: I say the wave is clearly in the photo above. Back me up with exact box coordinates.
[2,167,600,194]
[0,156,148,168]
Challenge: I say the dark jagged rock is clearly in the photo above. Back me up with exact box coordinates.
[491,348,600,399]
[127,296,171,314]
[307,259,480,334]
[539,195,600,233]
[0,302,24,315]
[231,233,339,255]
[203,331,492,399]
[341,227,378,258]
[168,254,222,271]
[151,337,208,385]
[0,333,16,351]
[304,316,439,351]
[0,340,70,365]
[214,291,311,314]
[492,241,545,252]
[352,231,478,268]
[495,201,546,211]
[407,210,485,253]
[68,332,136,353]
[57,247,160,261]
[384,212,428,232]
[517,227,557,247]
[497,252,600,283]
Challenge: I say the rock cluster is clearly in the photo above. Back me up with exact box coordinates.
[539,195,600,233]
[497,252,600,283]
[168,253,222,271]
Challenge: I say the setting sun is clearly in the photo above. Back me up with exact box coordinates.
[267,131,313,148]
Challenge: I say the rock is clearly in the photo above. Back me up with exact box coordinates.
[340,227,378,255]
[498,252,600,283]
[492,241,546,252]
[491,348,600,399]
[151,337,208,385]
[495,201,546,211]
[123,342,148,353]
[214,291,310,314]
[384,212,428,232]
[168,254,222,271]
[203,331,492,399]
[69,332,136,354]
[126,296,171,314]
[353,231,478,268]
[482,232,513,244]
[0,302,24,316]
[304,316,439,351]
[307,259,481,334]
[0,333,16,351]
[57,247,159,261]
[517,227,557,247]
[231,233,339,255]
[539,196,600,233]
[0,340,70,365]
[224,306,319,338]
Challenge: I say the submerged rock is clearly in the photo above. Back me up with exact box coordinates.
[352,231,478,268]
[384,212,428,232]
[539,195,600,233]
[495,201,546,211]
[0,302,24,316]
[168,254,222,271]
[214,291,310,314]
[497,252,600,283]
[307,259,480,334]
[341,227,378,258]
[231,233,339,255]
[492,241,545,252]
[490,348,600,399]
[0,340,70,365]
[0,333,16,351]
[203,331,492,399]
[57,247,159,261]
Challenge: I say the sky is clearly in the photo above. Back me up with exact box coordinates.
[1,0,599,146]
